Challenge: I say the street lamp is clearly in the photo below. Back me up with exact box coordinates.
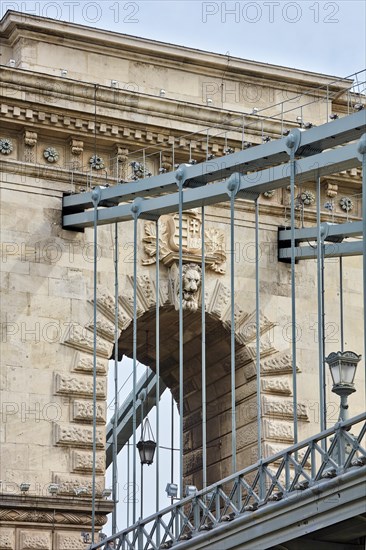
[325,351,361,421]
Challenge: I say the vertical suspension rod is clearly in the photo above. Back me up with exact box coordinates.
[290,148,298,445]
[255,198,262,460]
[316,176,326,434]
[230,187,237,474]
[360,134,366,399]
[112,222,119,534]
[140,399,144,520]
[155,219,160,512]
[339,257,344,353]
[170,392,174,506]
[178,180,184,497]
[91,187,101,543]
[201,206,207,490]
[321,239,326,429]
[131,201,139,525]
[127,441,130,528]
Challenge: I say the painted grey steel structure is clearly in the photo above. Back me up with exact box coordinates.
[62,109,366,547]
[105,369,166,468]
[63,113,365,230]
[91,413,366,550]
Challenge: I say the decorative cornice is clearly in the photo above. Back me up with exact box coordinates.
[0,12,351,93]
[0,96,279,148]
[0,508,107,526]
[0,494,113,516]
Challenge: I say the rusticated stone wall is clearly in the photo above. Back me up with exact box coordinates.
[0,10,364,548]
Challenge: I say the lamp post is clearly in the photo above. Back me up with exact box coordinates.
[325,351,361,422]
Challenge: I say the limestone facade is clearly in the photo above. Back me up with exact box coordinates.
[0,10,365,548]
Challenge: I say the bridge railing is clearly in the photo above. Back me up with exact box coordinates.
[92,413,366,550]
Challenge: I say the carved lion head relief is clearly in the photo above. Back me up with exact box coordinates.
[171,262,202,312]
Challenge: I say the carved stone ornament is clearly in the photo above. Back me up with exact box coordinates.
[339,196,354,212]
[89,154,105,170]
[70,138,83,156]
[0,508,106,526]
[171,262,202,312]
[24,131,37,147]
[299,190,315,205]
[263,190,274,198]
[326,182,338,198]
[0,138,13,155]
[142,210,226,273]
[129,160,151,179]
[115,146,128,163]
[43,146,59,163]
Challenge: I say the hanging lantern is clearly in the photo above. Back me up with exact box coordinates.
[137,417,156,466]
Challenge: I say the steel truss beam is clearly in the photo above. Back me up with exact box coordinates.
[62,110,366,222]
[63,142,362,229]
[279,221,363,260]
[279,241,363,260]
[90,413,366,550]
[105,369,166,468]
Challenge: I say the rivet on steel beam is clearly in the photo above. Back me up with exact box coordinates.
[357,133,366,160]
[226,172,241,196]
[175,164,187,186]
[131,197,144,219]
[285,128,302,155]
[91,186,102,207]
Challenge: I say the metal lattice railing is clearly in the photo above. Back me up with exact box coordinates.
[91,412,366,550]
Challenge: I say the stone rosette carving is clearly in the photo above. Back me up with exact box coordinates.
[263,189,274,198]
[129,160,151,179]
[142,210,226,274]
[0,138,13,155]
[299,190,315,205]
[89,154,105,170]
[43,146,59,163]
[339,196,353,212]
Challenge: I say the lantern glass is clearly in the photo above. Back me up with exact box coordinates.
[326,351,361,391]
[341,363,356,385]
[329,363,341,386]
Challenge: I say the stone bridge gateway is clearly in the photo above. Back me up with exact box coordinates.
[1,10,366,550]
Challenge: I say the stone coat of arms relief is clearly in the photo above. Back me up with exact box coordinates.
[142,209,227,272]
[142,210,227,311]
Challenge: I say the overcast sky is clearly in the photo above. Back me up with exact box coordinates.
[2,0,366,77]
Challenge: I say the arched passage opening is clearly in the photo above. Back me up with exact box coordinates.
[117,304,255,489]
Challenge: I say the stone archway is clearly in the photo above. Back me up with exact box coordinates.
[109,274,309,489]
